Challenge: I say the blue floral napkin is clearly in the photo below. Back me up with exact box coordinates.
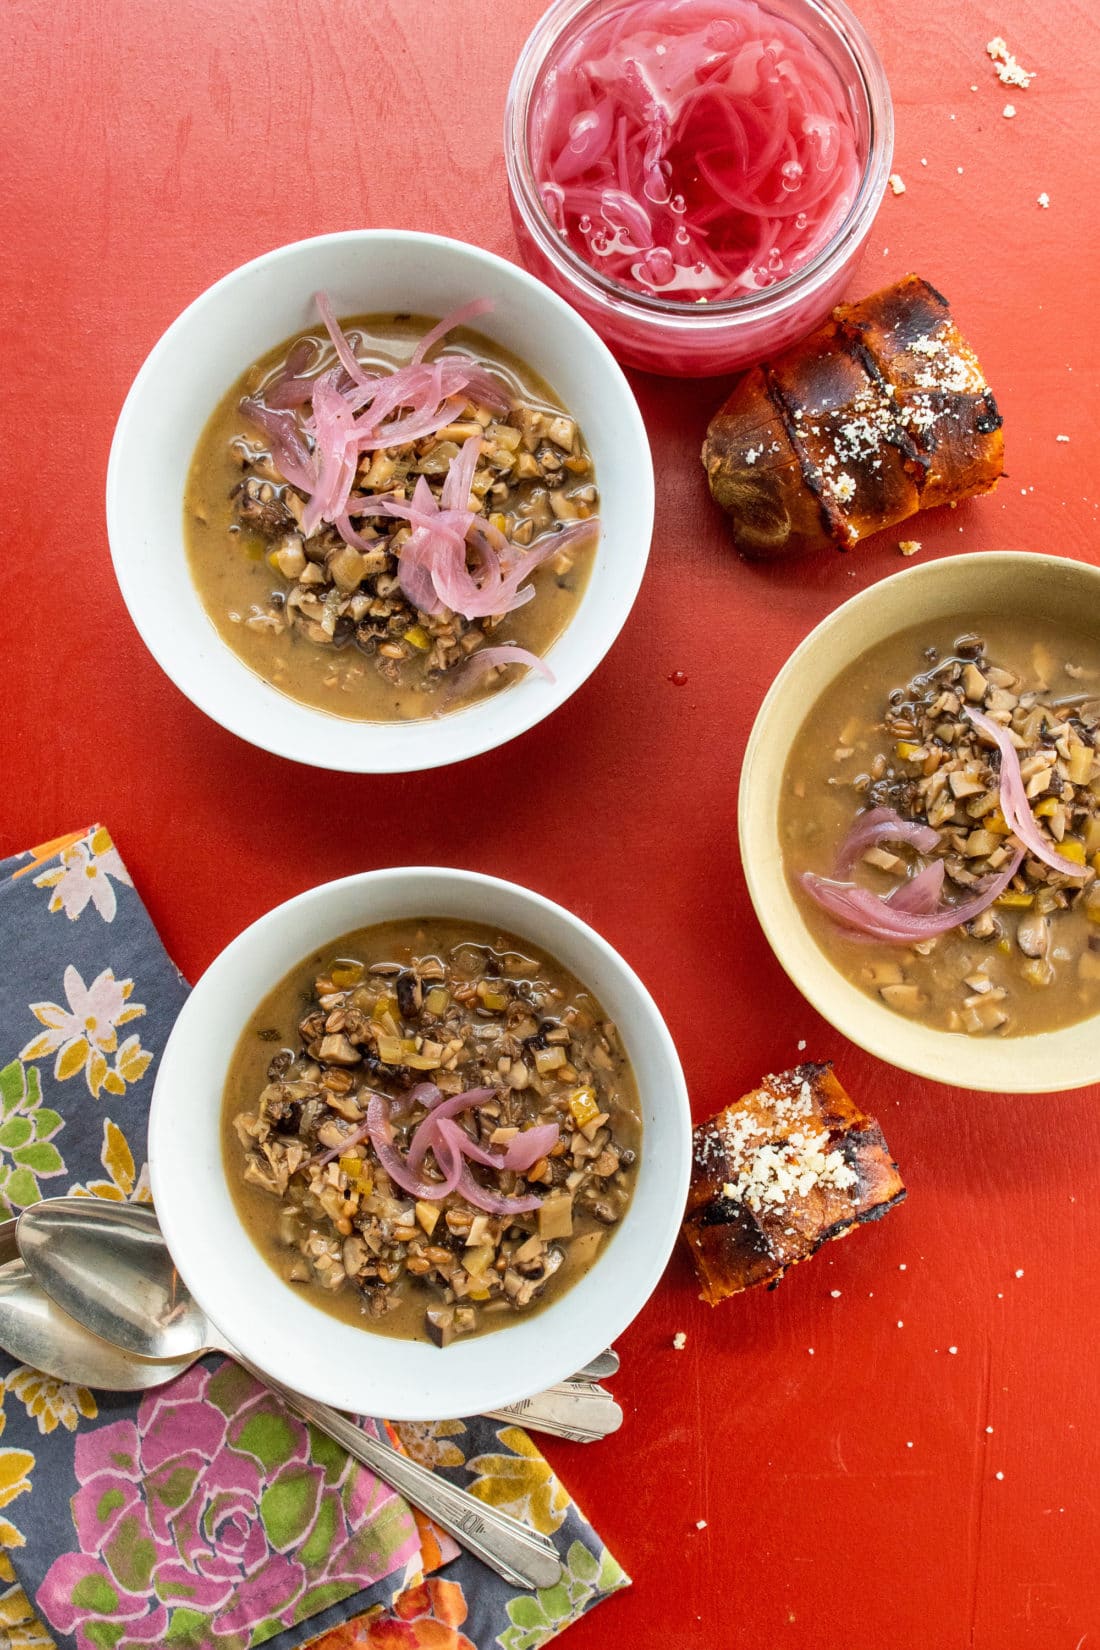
[0,827,628,1650]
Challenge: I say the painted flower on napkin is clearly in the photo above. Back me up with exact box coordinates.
[37,1361,419,1650]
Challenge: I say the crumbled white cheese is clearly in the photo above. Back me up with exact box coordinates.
[986,1425,994,1434]
[744,445,762,466]
[831,472,857,505]
[995,1471,1004,1481]
[695,1519,707,1530]
[672,1331,687,1350]
[1038,192,1050,208]
[899,1263,907,1271]
[906,1440,914,1448]
[1015,1268,1024,1278]
[899,540,922,557]
[897,1320,904,1329]
[888,172,906,195]
[948,1345,958,1355]
[830,1289,842,1298]
[987,37,1035,88]
[1003,103,1016,119]
[1056,433,1069,442]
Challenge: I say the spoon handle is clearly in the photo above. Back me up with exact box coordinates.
[233,1355,561,1590]
[484,1381,623,1442]
[569,1348,619,1382]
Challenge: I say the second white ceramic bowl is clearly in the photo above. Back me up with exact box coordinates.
[107,231,654,772]
[148,867,691,1420]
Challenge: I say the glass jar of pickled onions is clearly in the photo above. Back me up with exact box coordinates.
[504,0,893,376]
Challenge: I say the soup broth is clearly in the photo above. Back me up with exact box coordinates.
[781,615,1100,1037]
[185,313,598,722]
[222,918,642,1345]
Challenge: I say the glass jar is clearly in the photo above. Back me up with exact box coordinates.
[504,0,894,377]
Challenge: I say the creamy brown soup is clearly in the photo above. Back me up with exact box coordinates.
[222,919,641,1345]
[185,312,598,722]
[781,617,1100,1037]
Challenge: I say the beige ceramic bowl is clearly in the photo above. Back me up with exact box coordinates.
[739,551,1100,1094]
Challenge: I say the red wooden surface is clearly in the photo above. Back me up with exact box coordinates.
[3,1,1099,1645]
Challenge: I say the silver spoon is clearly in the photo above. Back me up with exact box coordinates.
[0,1215,619,1437]
[17,1201,561,1591]
[0,1257,199,1389]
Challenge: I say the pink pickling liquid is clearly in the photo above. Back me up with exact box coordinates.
[527,0,863,307]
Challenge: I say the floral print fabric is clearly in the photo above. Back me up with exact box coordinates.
[0,827,628,1650]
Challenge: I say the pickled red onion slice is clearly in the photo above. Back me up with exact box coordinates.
[835,807,940,876]
[457,645,555,690]
[365,1091,463,1201]
[434,1119,543,1216]
[964,705,1091,880]
[406,1087,497,1176]
[801,847,1025,944]
[886,860,945,915]
[528,0,862,301]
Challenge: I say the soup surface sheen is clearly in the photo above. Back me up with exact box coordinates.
[185,315,597,722]
[222,918,642,1345]
[781,615,1100,1038]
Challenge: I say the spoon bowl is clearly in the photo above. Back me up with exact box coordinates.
[0,1257,196,1391]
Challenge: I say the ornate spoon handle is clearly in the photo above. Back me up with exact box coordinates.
[235,1355,562,1590]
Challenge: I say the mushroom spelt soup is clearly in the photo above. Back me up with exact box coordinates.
[223,919,641,1345]
[185,299,598,721]
[782,617,1100,1036]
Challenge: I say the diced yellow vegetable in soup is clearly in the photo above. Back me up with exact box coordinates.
[1057,839,1086,865]
[995,890,1035,909]
[568,1086,600,1127]
[331,962,364,988]
[405,625,430,651]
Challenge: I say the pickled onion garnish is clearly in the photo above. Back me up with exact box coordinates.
[801,847,1025,944]
[406,1087,497,1175]
[365,1091,463,1201]
[528,0,862,301]
[240,294,511,538]
[238,399,315,492]
[886,859,945,915]
[434,1119,543,1216]
[835,807,940,876]
[346,446,594,627]
[457,645,555,691]
[411,299,494,366]
[503,1122,561,1172]
[964,705,1091,880]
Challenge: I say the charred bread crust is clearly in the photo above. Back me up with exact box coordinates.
[682,1062,906,1304]
[701,274,1004,558]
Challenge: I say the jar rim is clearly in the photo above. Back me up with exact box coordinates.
[504,0,894,329]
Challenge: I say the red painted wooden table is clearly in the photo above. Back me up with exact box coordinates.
[4,1,1099,1645]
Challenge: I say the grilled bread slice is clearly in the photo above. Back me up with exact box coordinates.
[702,275,1003,558]
[683,1062,906,1303]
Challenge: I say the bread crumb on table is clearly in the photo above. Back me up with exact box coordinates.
[672,1331,687,1350]
[1038,192,1050,208]
[899,539,922,557]
[986,37,1035,88]
[1003,103,1016,119]
[888,173,906,195]
[1056,433,1069,442]
[695,1519,707,1530]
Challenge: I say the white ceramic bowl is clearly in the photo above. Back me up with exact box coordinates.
[106,231,654,772]
[739,551,1100,1094]
[149,867,691,1420]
